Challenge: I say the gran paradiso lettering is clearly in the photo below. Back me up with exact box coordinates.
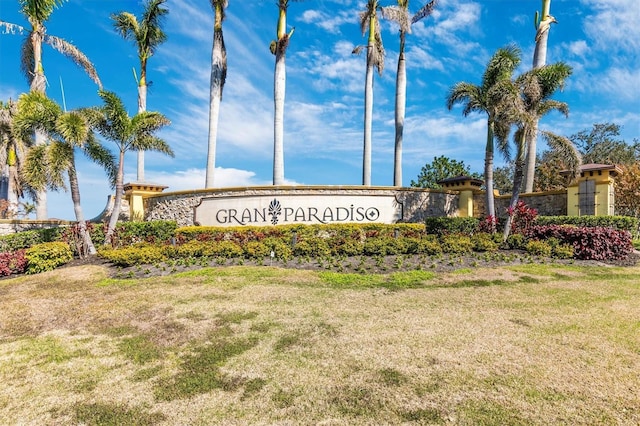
[194,194,401,227]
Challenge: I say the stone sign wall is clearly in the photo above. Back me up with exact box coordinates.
[145,186,459,227]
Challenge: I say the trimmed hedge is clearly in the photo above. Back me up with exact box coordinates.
[425,217,479,236]
[536,216,638,236]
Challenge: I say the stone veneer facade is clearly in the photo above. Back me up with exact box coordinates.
[144,186,460,227]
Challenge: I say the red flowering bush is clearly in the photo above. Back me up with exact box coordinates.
[0,249,28,276]
[507,201,538,235]
[527,225,633,260]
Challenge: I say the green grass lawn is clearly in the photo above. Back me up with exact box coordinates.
[1,263,639,425]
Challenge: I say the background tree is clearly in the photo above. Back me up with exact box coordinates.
[493,162,515,195]
[410,155,481,189]
[87,90,172,245]
[571,123,639,165]
[1,0,102,219]
[615,162,640,218]
[446,45,521,221]
[14,92,115,256]
[112,0,168,183]
[270,0,299,186]
[381,0,437,187]
[534,122,639,192]
[523,0,557,193]
[354,0,385,186]
[0,99,30,217]
[205,0,228,188]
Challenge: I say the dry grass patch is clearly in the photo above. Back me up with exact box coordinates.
[0,264,639,424]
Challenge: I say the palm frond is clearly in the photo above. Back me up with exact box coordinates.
[82,135,117,188]
[481,44,521,91]
[111,11,139,41]
[22,144,50,191]
[535,62,572,98]
[56,111,88,146]
[380,6,410,33]
[132,135,174,156]
[541,131,582,179]
[372,30,385,75]
[412,0,438,24]
[46,140,73,190]
[446,82,482,114]
[538,99,569,118]
[0,21,26,34]
[14,91,61,140]
[45,34,102,88]
[21,0,65,23]
[20,36,35,85]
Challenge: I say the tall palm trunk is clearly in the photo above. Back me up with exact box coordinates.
[523,0,553,193]
[105,151,125,246]
[206,5,226,188]
[362,18,376,186]
[393,32,406,187]
[31,25,48,219]
[503,132,527,241]
[272,6,288,186]
[484,121,496,220]
[68,153,96,256]
[6,148,20,217]
[136,75,147,181]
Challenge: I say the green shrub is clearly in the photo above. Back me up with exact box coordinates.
[505,233,526,250]
[425,217,479,236]
[0,230,44,252]
[404,237,442,255]
[293,237,331,258]
[25,242,73,274]
[363,237,407,256]
[112,221,177,246]
[552,243,574,259]
[327,237,364,256]
[525,240,552,257]
[244,242,271,260]
[175,240,209,258]
[262,237,293,260]
[208,241,244,258]
[440,234,473,254]
[471,233,499,252]
[98,244,167,267]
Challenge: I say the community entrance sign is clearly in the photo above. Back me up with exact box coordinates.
[194,194,402,227]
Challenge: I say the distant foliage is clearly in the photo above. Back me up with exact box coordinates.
[411,156,482,189]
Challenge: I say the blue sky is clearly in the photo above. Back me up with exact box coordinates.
[1,0,639,220]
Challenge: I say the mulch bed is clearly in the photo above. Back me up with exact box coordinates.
[56,249,640,281]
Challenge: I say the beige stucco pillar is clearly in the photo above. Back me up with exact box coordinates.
[564,164,621,216]
[437,176,484,217]
[123,182,168,221]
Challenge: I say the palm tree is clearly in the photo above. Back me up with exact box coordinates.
[270,0,298,186]
[205,0,228,188]
[13,92,116,256]
[0,100,30,217]
[523,0,556,193]
[87,90,172,245]
[446,45,521,223]
[381,0,437,187]
[0,0,102,220]
[112,0,168,183]
[500,62,579,240]
[354,0,385,186]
